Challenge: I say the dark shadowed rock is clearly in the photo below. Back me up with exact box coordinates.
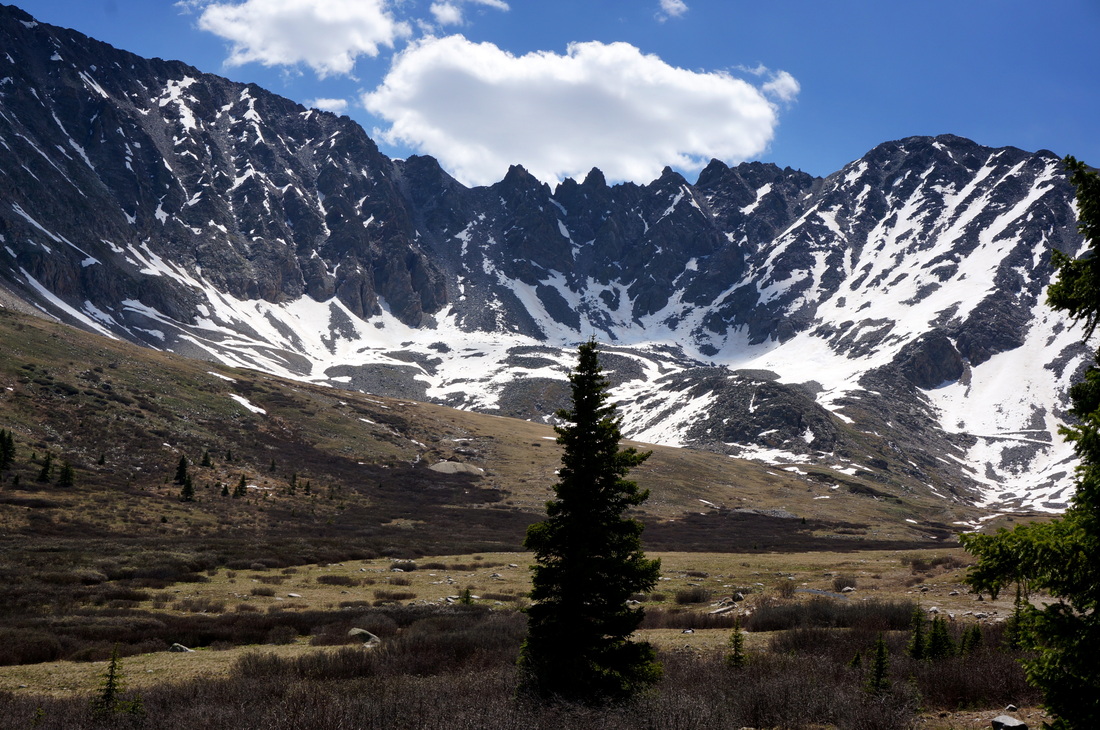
[893,332,965,389]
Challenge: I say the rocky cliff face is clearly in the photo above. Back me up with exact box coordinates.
[0,5,1087,513]
[0,4,444,332]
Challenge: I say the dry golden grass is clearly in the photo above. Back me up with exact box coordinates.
[0,641,313,699]
[0,545,1018,700]
[116,547,997,619]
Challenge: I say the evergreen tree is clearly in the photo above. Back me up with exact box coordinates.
[91,645,143,719]
[519,340,661,704]
[865,634,891,695]
[97,452,105,466]
[959,624,983,656]
[179,475,195,502]
[233,474,247,498]
[56,461,75,488]
[36,452,52,483]
[907,606,926,660]
[925,616,955,660]
[220,482,230,497]
[269,458,276,473]
[1002,584,1029,651]
[201,450,212,468]
[962,157,1100,729]
[0,429,13,469]
[91,645,124,719]
[726,617,747,669]
[174,455,189,485]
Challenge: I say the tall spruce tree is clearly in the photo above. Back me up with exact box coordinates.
[0,429,13,469]
[36,452,52,483]
[174,455,189,485]
[961,157,1100,729]
[519,340,661,703]
[907,606,927,660]
[865,634,891,695]
[56,461,75,488]
[179,475,195,502]
[925,616,956,661]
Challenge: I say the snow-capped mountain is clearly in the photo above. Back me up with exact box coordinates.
[0,5,1087,514]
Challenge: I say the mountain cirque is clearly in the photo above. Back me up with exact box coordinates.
[0,4,1088,515]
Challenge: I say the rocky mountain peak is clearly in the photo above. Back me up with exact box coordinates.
[0,5,1087,514]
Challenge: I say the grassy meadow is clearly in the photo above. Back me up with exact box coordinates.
[0,547,1046,729]
[0,306,1052,727]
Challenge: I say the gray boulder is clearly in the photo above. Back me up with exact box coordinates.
[991,715,1027,730]
[348,628,382,647]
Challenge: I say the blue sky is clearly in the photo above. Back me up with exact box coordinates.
[16,0,1100,186]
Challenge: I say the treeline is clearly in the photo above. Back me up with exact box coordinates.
[171,449,328,503]
[0,428,75,488]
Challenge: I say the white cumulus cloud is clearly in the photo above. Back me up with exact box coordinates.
[657,0,689,21]
[430,2,464,26]
[194,0,411,77]
[307,97,350,113]
[363,36,794,186]
[763,70,800,103]
[428,0,508,28]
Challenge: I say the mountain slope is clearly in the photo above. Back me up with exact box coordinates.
[0,306,979,550]
[0,4,1086,513]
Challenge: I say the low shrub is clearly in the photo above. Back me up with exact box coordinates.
[903,554,966,574]
[255,575,285,585]
[832,574,857,592]
[745,597,916,633]
[0,628,63,665]
[372,589,416,602]
[673,586,710,604]
[640,608,740,630]
[309,625,356,646]
[316,575,359,587]
[171,597,227,613]
[265,625,298,645]
[338,600,372,609]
